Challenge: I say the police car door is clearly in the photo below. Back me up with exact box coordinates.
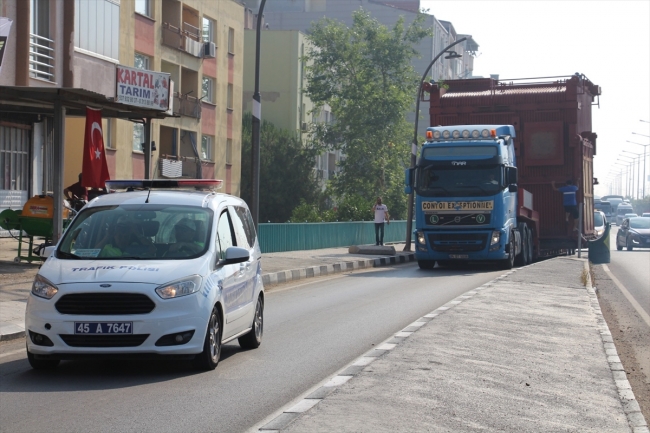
[215,209,247,337]
[228,206,256,324]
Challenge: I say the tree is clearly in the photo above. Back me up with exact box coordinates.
[305,10,431,219]
[240,112,320,223]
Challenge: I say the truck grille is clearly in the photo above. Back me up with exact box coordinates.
[424,213,491,226]
[55,293,156,315]
[59,334,149,347]
[428,233,487,252]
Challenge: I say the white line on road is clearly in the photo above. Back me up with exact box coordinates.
[601,264,650,327]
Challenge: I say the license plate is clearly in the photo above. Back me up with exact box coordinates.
[74,322,133,334]
[449,254,469,259]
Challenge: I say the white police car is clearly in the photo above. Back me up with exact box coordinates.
[26,179,264,371]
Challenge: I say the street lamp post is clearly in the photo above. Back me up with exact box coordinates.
[614,162,629,197]
[250,0,267,229]
[627,138,650,199]
[622,150,642,199]
[617,156,635,198]
[404,37,467,251]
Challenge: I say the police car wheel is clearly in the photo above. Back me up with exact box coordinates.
[26,344,60,370]
[195,307,222,371]
[239,296,264,350]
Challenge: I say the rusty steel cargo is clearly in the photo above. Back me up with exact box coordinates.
[421,74,600,259]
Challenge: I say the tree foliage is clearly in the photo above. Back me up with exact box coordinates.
[305,10,431,219]
[240,112,320,223]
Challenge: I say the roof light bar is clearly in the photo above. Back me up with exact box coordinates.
[106,179,223,191]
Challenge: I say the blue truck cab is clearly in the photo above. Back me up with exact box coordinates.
[405,125,532,270]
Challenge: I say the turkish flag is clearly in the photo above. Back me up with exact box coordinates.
[81,107,110,189]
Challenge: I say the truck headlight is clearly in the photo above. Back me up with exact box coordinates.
[490,230,500,246]
[31,275,58,299]
[417,232,426,245]
[156,275,202,299]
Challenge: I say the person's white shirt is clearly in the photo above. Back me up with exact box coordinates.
[373,204,388,223]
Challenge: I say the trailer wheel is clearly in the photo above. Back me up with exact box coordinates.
[526,226,535,265]
[514,223,528,267]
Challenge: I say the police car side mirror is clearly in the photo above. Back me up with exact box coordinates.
[219,246,249,266]
[42,246,56,259]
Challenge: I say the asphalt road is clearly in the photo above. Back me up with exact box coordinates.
[0,262,505,433]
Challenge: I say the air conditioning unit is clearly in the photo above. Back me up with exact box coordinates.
[203,42,216,58]
[301,122,308,131]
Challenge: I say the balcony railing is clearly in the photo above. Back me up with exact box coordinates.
[162,22,203,58]
[29,33,55,82]
[172,92,202,119]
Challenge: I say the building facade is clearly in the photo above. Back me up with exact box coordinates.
[1,0,247,236]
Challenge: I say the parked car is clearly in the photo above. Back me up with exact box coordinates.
[26,179,264,371]
[593,210,606,238]
[642,213,650,217]
[616,217,650,251]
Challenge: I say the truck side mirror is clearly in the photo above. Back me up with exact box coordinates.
[508,184,518,193]
[404,168,414,194]
[506,166,518,186]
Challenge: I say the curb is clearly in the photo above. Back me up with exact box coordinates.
[261,253,415,286]
[0,329,25,342]
[584,260,649,433]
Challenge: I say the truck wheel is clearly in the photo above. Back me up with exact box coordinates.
[514,224,527,267]
[500,236,515,270]
[525,227,534,264]
[418,260,436,270]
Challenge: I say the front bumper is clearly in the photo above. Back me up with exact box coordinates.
[25,287,211,357]
[414,229,508,261]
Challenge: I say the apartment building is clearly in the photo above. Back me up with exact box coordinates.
[0,0,248,237]
[242,29,341,188]
[241,0,478,136]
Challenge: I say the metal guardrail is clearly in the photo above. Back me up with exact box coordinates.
[258,221,412,253]
[29,33,55,82]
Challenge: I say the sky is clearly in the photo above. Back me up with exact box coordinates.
[420,0,650,198]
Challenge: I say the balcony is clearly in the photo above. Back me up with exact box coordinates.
[172,92,202,119]
[29,33,55,82]
[162,22,203,58]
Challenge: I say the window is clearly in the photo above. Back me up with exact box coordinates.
[227,83,233,110]
[230,206,256,248]
[202,17,214,44]
[134,53,150,70]
[226,139,232,164]
[228,27,234,54]
[104,119,114,149]
[133,123,144,152]
[216,211,235,260]
[135,0,150,17]
[74,0,120,60]
[202,77,214,103]
[201,135,213,161]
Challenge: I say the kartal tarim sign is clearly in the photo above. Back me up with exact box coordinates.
[116,65,170,111]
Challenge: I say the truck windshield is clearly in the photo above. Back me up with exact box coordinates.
[416,165,503,197]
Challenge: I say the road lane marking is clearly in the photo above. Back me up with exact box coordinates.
[601,264,650,327]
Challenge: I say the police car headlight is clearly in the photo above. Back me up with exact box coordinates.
[32,275,58,299]
[156,275,202,299]
[417,231,426,245]
[490,231,501,246]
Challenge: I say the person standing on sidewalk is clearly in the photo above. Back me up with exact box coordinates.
[372,197,390,246]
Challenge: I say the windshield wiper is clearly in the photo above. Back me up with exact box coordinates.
[57,251,81,260]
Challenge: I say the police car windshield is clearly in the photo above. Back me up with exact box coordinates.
[58,205,213,260]
[417,166,502,197]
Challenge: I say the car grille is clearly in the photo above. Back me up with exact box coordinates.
[59,334,149,347]
[428,233,488,252]
[55,293,156,315]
